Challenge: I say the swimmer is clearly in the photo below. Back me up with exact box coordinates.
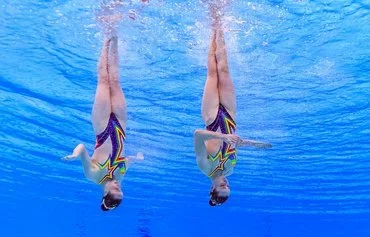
[63,18,143,211]
[194,1,271,207]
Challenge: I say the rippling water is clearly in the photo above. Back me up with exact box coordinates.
[1,0,370,236]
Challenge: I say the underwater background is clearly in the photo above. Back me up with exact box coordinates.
[0,0,369,236]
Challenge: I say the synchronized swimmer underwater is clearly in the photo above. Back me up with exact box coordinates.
[62,0,271,211]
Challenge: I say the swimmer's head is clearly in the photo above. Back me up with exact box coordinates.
[209,176,230,206]
[101,180,123,211]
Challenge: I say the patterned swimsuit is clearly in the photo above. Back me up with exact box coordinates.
[95,113,127,184]
[206,104,237,177]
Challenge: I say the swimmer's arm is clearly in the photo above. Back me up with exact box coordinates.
[62,144,91,167]
[125,152,144,168]
[194,130,223,168]
[63,144,93,178]
[194,129,223,142]
[194,129,240,144]
[126,152,144,161]
[237,139,272,149]
[194,130,272,149]
[194,130,230,158]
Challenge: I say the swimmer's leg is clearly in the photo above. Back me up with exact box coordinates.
[215,28,236,121]
[92,38,112,135]
[108,36,127,129]
[201,29,220,126]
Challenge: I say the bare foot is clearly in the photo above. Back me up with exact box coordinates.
[209,0,232,28]
[209,2,222,29]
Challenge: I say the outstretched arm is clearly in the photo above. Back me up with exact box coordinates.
[194,129,240,169]
[237,139,272,149]
[195,130,271,149]
[195,129,240,145]
[125,152,144,168]
[194,129,224,143]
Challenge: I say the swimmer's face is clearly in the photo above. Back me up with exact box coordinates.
[209,177,230,206]
[216,177,230,193]
[105,180,123,195]
[101,180,123,211]
[215,176,230,192]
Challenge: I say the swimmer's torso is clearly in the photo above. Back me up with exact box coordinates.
[89,113,127,184]
[201,104,237,177]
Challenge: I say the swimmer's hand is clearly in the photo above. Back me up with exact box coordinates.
[125,152,144,168]
[221,134,241,145]
[62,154,78,161]
[237,139,272,149]
[127,152,144,161]
[62,144,87,161]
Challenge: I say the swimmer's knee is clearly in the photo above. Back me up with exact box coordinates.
[109,75,120,85]
[98,75,109,84]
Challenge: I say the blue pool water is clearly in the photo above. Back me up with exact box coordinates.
[1,0,370,236]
